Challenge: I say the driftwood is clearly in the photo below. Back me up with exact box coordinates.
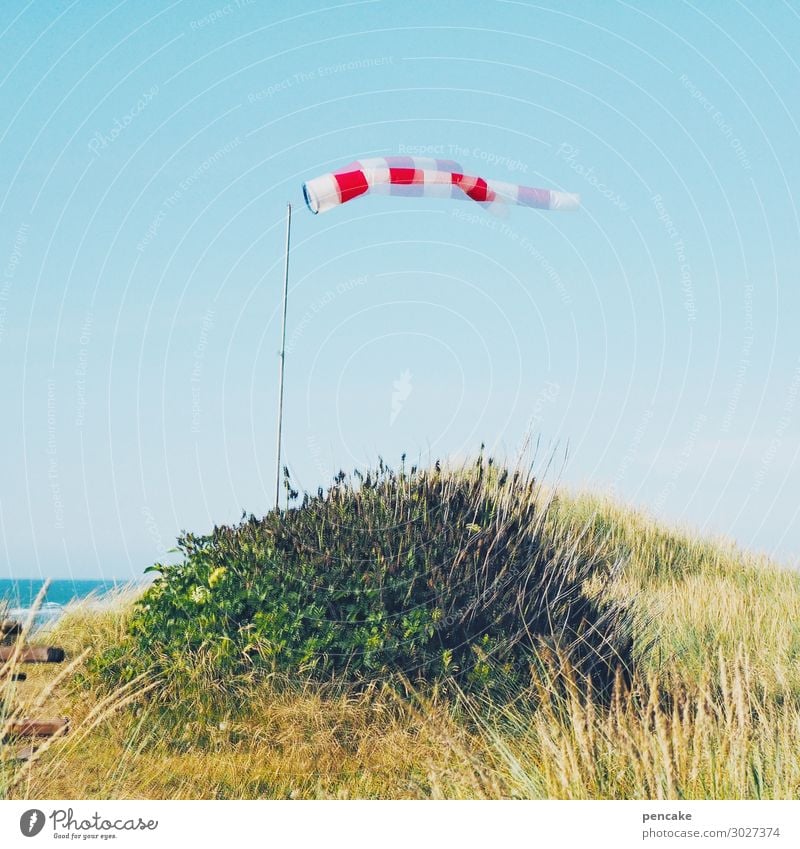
[0,646,65,663]
[0,605,70,753]
[5,717,70,738]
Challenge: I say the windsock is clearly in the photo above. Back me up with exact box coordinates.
[302,155,579,215]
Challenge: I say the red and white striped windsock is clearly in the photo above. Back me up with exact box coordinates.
[302,156,580,215]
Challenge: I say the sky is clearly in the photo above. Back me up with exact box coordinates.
[1,0,799,580]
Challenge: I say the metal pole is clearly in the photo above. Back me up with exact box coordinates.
[275,202,292,510]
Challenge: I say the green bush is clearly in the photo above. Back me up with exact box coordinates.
[96,457,633,694]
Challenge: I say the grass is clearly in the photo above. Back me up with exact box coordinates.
[2,464,800,800]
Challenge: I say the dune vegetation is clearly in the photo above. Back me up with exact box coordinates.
[2,455,800,800]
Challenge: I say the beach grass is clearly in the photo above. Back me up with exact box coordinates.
[2,469,799,800]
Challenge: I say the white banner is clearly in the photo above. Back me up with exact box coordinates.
[0,800,798,849]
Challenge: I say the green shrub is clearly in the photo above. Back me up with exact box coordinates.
[95,457,633,694]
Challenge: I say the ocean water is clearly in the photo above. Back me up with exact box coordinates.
[0,578,131,629]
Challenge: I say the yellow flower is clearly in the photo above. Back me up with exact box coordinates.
[208,567,227,588]
[190,586,211,605]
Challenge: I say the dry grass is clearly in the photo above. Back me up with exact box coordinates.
[467,656,800,799]
[3,486,800,800]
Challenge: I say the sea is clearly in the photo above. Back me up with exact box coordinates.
[0,578,139,630]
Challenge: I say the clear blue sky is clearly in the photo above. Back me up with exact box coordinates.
[1,0,799,580]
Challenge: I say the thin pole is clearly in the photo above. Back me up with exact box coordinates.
[275,202,292,510]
